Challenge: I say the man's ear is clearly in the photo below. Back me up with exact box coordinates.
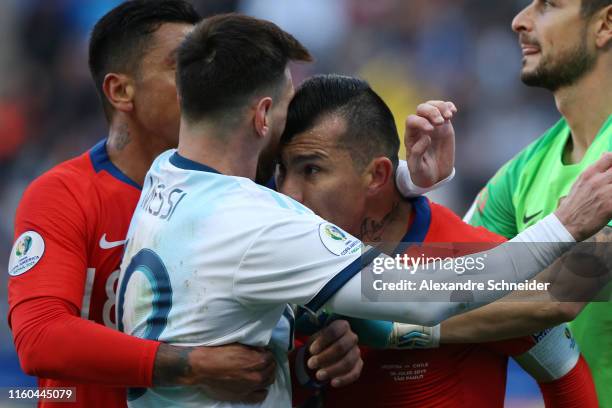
[364,157,394,196]
[594,5,612,49]
[254,97,273,139]
[102,73,135,113]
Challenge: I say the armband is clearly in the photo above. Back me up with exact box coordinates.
[514,324,579,382]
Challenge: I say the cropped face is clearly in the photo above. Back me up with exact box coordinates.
[512,0,597,91]
[132,23,194,150]
[278,114,368,236]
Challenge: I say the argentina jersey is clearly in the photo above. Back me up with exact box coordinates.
[117,150,365,407]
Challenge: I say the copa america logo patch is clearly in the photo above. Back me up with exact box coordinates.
[324,224,346,241]
[8,231,45,276]
[318,223,360,256]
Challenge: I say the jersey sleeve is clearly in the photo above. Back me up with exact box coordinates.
[11,296,159,386]
[512,324,581,382]
[487,334,598,407]
[8,172,89,320]
[466,160,519,239]
[233,215,366,313]
[539,355,598,408]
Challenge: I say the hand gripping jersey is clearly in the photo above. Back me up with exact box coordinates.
[294,199,594,408]
[8,140,158,408]
[468,116,612,407]
[117,151,367,408]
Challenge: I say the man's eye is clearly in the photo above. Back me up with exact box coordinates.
[304,165,320,176]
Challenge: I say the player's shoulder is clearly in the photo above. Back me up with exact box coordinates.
[16,139,140,222]
[474,118,568,214]
[21,149,94,204]
[14,149,97,240]
[218,180,325,241]
[498,118,568,179]
[239,180,314,216]
[428,201,506,243]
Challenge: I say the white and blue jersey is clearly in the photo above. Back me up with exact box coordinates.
[117,150,364,407]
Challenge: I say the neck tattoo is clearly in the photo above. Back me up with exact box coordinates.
[111,124,131,151]
[360,201,399,243]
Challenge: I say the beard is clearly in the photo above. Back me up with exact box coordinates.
[521,29,597,92]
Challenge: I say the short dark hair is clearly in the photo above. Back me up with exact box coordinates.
[581,0,611,17]
[282,74,400,171]
[89,0,200,119]
[176,13,312,124]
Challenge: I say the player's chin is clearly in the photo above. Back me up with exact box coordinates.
[520,55,539,70]
[520,65,542,84]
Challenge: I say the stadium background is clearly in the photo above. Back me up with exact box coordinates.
[0,0,562,406]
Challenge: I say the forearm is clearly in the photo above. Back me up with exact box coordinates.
[440,299,576,344]
[152,343,195,386]
[11,297,160,386]
[438,229,611,345]
[335,297,577,348]
[439,227,612,343]
[328,214,575,325]
[151,343,238,388]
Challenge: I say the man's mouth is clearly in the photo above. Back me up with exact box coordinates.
[519,35,541,56]
[521,43,541,56]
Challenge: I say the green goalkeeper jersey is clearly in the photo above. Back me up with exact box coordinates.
[468,115,612,407]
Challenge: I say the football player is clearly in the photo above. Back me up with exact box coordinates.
[8,2,369,406]
[278,74,598,407]
[463,1,611,404]
[118,15,612,407]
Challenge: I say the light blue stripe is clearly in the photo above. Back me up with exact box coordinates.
[285,196,309,214]
[257,185,290,210]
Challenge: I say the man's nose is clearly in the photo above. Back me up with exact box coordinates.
[512,3,533,33]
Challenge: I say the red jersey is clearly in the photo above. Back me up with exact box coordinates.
[8,140,158,407]
[319,197,518,407]
[296,197,597,408]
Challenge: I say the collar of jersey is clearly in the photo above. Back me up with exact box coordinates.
[169,152,222,174]
[90,139,141,190]
[392,195,431,256]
